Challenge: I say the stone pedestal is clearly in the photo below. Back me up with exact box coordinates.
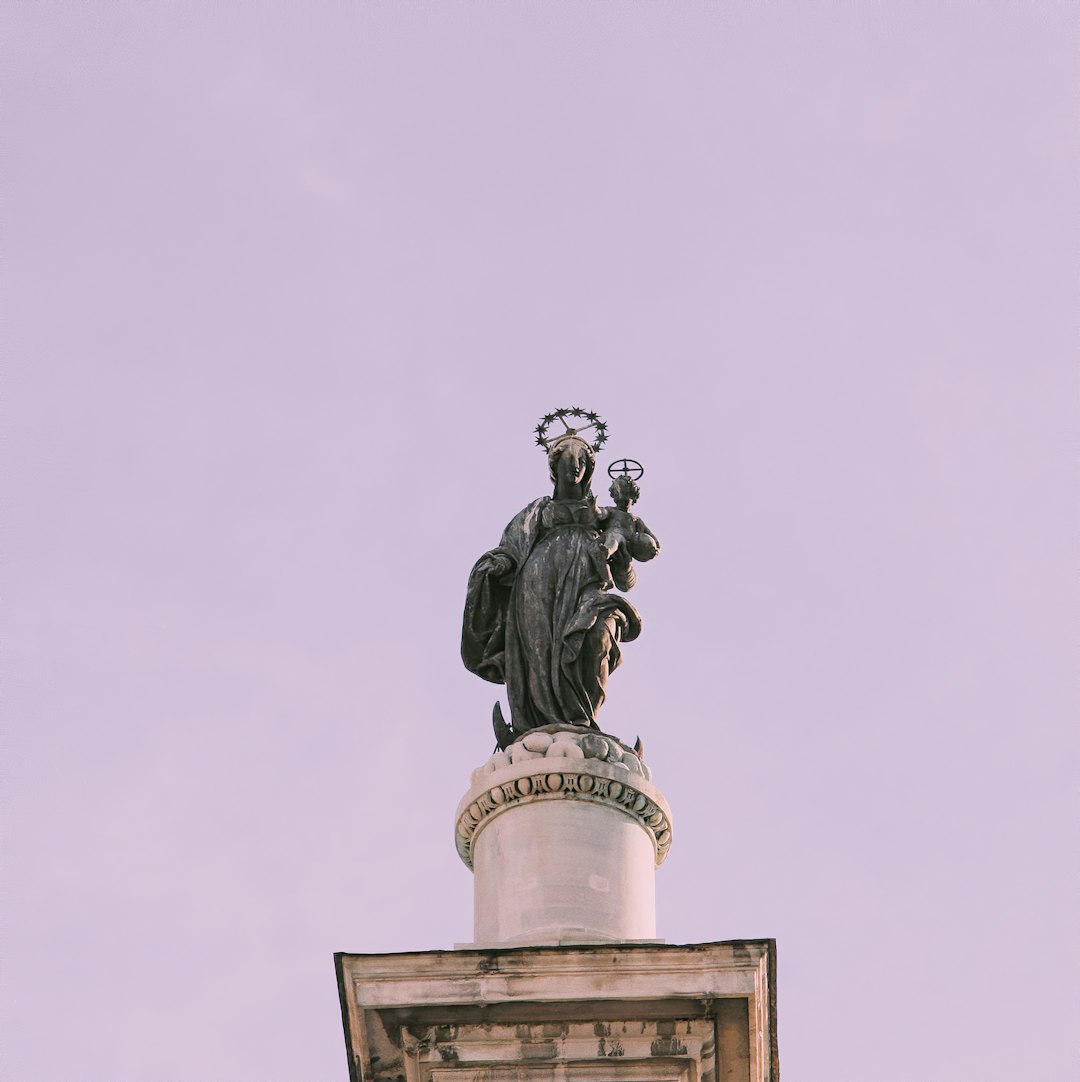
[455,726,672,947]
[335,727,780,1081]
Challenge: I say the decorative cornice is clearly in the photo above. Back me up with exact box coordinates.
[455,759,673,870]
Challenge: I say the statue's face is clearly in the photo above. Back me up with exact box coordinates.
[612,478,637,507]
[556,440,589,485]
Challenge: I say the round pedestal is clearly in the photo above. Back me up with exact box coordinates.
[455,730,672,947]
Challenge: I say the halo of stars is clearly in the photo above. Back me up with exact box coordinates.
[533,407,609,454]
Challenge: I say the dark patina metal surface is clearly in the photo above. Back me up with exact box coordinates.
[461,410,660,748]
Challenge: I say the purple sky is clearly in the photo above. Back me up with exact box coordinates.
[5,4,1077,1080]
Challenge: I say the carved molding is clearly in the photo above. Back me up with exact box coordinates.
[455,761,673,870]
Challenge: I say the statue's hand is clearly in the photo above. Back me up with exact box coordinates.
[484,552,514,577]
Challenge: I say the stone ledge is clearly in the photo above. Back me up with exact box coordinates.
[455,757,673,871]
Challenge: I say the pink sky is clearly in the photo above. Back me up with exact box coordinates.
[5,4,1077,1080]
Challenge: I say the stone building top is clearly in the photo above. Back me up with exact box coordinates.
[336,940,779,1082]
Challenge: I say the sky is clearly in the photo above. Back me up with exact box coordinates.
[4,3,1077,1080]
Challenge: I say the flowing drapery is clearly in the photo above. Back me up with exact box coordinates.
[462,496,641,737]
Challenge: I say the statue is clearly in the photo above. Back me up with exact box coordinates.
[595,469,659,591]
[461,409,661,749]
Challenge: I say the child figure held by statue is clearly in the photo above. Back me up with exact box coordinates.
[594,474,660,592]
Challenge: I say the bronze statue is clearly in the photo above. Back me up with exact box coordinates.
[461,409,660,748]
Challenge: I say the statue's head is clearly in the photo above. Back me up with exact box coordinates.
[548,434,596,492]
[609,474,640,510]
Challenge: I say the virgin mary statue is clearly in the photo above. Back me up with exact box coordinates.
[461,416,653,748]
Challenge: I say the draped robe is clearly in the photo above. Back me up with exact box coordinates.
[461,496,642,738]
